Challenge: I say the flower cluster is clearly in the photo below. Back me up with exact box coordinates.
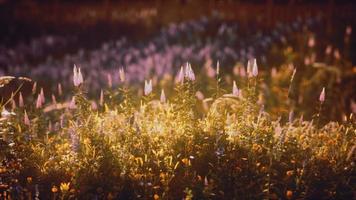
[0,57,354,199]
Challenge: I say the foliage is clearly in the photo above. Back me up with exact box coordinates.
[0,64,354,199]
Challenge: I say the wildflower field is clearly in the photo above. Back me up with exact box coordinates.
[0,5,356,200]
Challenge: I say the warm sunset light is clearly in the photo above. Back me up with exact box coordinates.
[0,0,355,199]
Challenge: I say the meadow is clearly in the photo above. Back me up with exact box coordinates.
[0,15,355,200]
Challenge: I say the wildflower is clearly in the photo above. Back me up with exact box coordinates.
[206,64,215,78]
[195,91,204,100]
[40,88,45,104]
[11,99,16,110]
[60,182,70,192]
[52,94,57,105]
[51,186,58,193]
[144,79,153,96]
[334,49,341,60]
[308,36,315,48]
[252,59,258,77]
[204,177,209,186]
[69,97,76,109]
[319,87,325,103]
[69,128,79,152]
[185,62,195,81]
[91,101,98,110]
[304,57,311,65]
[60,114,64,128]
[182,158,189,165]
[232,81,239,96]
[239,66,246,77]
[177,66,184,83]
[160,89,166,103]
[19,92,24,107]
[32,82,37,94]
[57,83,63,96]
[119,67,125,82]
[100,89,104,106]
[107,73,112,88]
[247,59,253,77]
[286,190,293,199]
[26,177,32,183]
[78,68,83,84]
[36,94,42,109]
[346,25,352,35]
[325,45,332,55]
[286,170,294,177]
[289,110,294,123]
[1,108,13,119]
[216,61,220,75]
[24,110,30,126]
[73,65,83,87]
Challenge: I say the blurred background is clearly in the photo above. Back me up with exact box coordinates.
[0,0,355,121]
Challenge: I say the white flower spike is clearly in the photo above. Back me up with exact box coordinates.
[40,88,45,104]
[185,62,195,81]
[58,83,63,96]
[73,64,84,87]
[52,94,57,105]
[100,89,104,106]
[69,96,76,109]
[177,66,184,83]
[232,81,239,96]
[78,68,83,84]
[24,110,30,126]
[252,59,258,77]
[107,73,112,88]
[160,89,166,103]
[144,79,153,96]
[1,108,11,119]
[247,60,253,77]
[119,68,125,82]
[216,61,220,75]
[319,87,326,103]
[36,94,42,109]
[19,92,24,107]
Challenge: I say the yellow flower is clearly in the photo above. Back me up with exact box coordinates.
[252,143,262,153]
[181,158,190,166]
[51,186,58,193]
[60,182,70,192]
[286,190,293,199]
[286,170,294,177]
[27,177,32,183]
[154,194,160,200]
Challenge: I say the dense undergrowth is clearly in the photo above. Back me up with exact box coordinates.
[0,59,355,199]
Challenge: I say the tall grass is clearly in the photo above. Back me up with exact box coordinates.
[0,61,354,199]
